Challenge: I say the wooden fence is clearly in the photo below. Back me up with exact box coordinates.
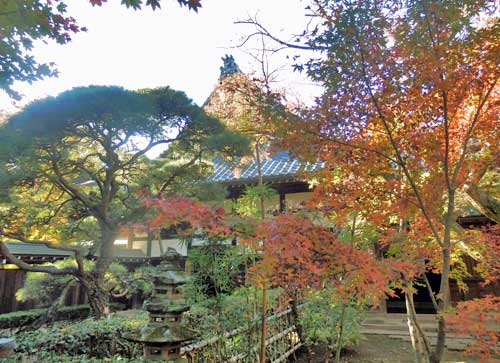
[182,306,302,363]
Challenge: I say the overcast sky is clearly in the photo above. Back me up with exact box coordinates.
[1,0,320,112]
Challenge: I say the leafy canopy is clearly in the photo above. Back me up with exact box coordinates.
[0,0,203,100]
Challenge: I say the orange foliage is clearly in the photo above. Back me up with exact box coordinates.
[122,197,229,238]
[245,213,396,303]
[272,0,500,283]
[446,295,500,362]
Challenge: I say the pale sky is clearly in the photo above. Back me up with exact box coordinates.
[1,0,320,112]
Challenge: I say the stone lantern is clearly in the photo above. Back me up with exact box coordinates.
[125,248,193,362]
[0,338,15,358]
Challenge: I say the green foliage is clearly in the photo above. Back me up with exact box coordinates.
[12,311,148,358]
[299,289,364,354]
[185,239,245,299]
[0,85,249,317]
[0,303,125,330]
[184,286,281,338]
[1,0,204,100]
[121,265,157,299]
[0,85,249,243]
[0,0,83,100]
[336,215,379,251]
[183,182,229,203]
[233,185,277,218]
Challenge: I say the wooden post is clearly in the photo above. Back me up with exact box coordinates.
[128,226,134,250]
[146,224,152,257]
[260,284,267,363]
[279,192,286,213]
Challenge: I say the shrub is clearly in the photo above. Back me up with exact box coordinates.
[299,289,364,360]
[183,286,281,339]
[12,311,148,359]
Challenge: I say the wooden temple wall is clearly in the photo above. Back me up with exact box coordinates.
[450,254,500,302]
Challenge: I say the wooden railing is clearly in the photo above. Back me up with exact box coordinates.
[182,306,302,363]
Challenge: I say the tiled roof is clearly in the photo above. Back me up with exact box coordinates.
[111,248,147,259]
[0,243,147,260]
[1,242,74,257]
[207,151,323,184]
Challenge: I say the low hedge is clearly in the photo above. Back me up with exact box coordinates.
[12,311,148,359]
[0,352,164,362]
[0,303,125,330]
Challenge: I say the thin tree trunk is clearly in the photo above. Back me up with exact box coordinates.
[335,301,347,363]
[290,294,305,343]
[405,292,427,363]
[431,248,451,363]
[325,348,331,363]
[432,190,454,363]
[260,284,267,363]
[423,273,439,313]
[256,140,267,363]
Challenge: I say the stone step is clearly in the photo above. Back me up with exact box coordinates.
[361,328,434,336]
[386,335,473,350]
[364,313,438,323]
[361,323,438,333]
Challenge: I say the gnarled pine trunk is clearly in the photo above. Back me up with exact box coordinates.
[82,223,118,318]
[81,273,110,318]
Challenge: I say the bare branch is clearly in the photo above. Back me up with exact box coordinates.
[422,273,439,313]
[234,17,324,51]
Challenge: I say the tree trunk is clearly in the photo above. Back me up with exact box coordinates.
[84,222,117,318]
[432,187,454,363]
[324,344,331,363]
[95,223,118,279]
[290,295,305,343]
